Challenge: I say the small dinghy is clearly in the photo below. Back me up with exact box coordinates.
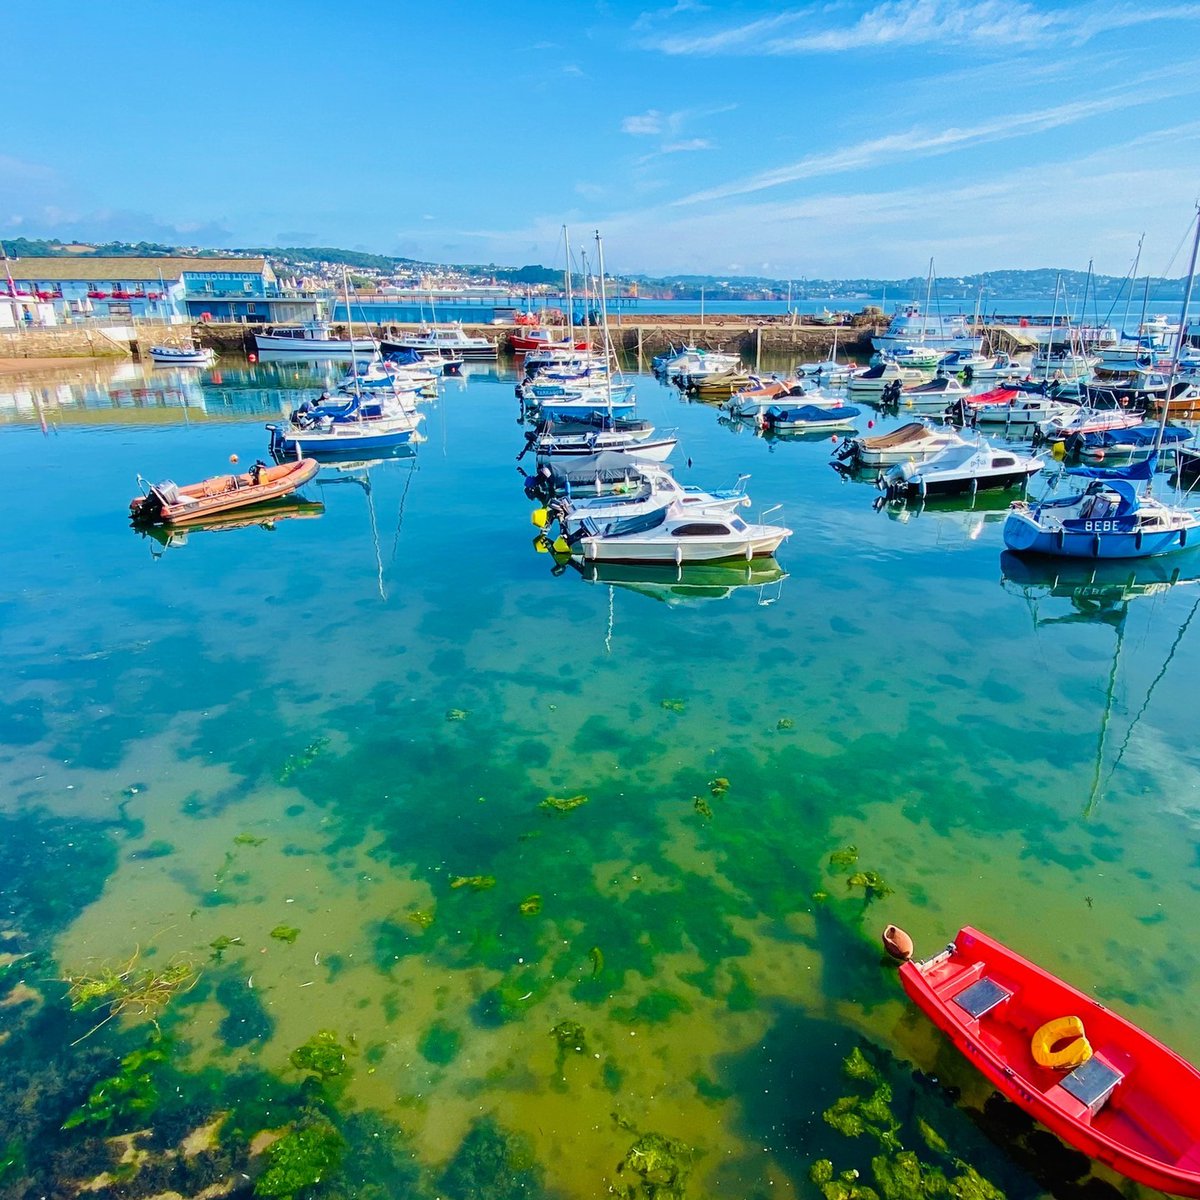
[149,343,214,367]
[888,924,1200,1198]
[880,438,1043,500]
[130,457,319,526]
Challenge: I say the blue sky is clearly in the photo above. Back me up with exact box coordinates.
[4,0,1200,278]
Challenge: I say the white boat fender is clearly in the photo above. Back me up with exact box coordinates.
[675,545,683,566]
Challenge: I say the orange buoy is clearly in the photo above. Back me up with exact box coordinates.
[882,924,914,962]
[248,352,257,363]
[230,454,239,464]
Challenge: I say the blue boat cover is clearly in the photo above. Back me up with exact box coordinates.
[1066,451,1158,481]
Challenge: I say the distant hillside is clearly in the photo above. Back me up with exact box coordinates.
[0,237,1188,299]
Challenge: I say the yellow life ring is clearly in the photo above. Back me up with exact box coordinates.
[1031,1016,1092,1071]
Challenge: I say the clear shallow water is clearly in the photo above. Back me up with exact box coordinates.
[1,357,1199,1199]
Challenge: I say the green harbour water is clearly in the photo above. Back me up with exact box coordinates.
[0,355,1198,1200]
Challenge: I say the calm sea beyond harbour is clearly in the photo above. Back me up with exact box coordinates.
[1,354,1198,1200]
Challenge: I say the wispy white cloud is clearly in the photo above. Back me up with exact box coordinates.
[661,138,714,153]
[622,110,665,135]
[673,79,1198,205]
[650,0,1200,56]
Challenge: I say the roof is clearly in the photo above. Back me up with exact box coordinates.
[0,257,270,282]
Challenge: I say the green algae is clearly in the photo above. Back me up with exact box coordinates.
[277,736,330,784]
[692,795,713,819]
[450,874,496,891]
[65,952,199,1035]
[407,907,436,929]
[270,925,300,944]
[589,946,604,977]
[614,1129,693,1200]
[829,845,859,868]
[446,708,470,721]
[233,833,266,847]
[660,698,686,713]
[439,1116,542,1200]
[613,989,691,1025]
[289,1030,352,1082]
[418,1020,461,1065]
[519,894,542,915]
[62,1034,169,1130]
[255,1119,344,1198]
[847,871,894,900]
[777,716,795,730]
[208,934,244,962]
[540,793,589,812]
[708,776,730,796]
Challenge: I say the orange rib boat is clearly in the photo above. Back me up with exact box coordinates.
[129,457,320,526]
[891,925,1200,1196]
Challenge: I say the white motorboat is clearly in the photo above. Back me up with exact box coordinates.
[254,321,378,357]
[539,467,751,536]
[896,375,970,409]
[879,438,1044,500]
[573,500,791,564]
[970,393,1074,433]
[759,403,861,433]
[847,361,925,393]
[149,343,214,367]
[834,421,967,468]
[966,351,1029,379]
[382,323,497,360]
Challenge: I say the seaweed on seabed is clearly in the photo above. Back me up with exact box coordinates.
[846,871,894,901]
[63,947,200,1042]
[255,1118,345,1199]
[540,793,588,813]
[277,736,330,784]
[438,1116,543,1200]
[613,1129,693,1200]
[810,1045,1005,1200]
[289,1030,354,1085]
[62,1033,170,1131]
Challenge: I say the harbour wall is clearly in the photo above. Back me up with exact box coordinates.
[0,318,1032,361]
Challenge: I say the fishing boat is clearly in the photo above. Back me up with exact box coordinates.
[253,321,378,357]
[964,389,1075,434]
[834,421,966,469]
[571,500,791,564]
[875,344,941,370]
[685,367,752,396]
[509,326,590,354]
[879,439,1044,500]
[759,403,860,433]
[887,924,1200,1198]
[148,343,214,367]
[129,457,319,526]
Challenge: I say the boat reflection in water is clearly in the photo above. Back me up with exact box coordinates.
[570,556,789,605]
[134,497,325,553]
[999,550,1200,618]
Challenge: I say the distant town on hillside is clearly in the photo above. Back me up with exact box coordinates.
[0,236,1190,305]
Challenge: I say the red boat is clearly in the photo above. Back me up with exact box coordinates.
[889,925,1200,1196]
[509,326,591,354]
[962,385,1020,407]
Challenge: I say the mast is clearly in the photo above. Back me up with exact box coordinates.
[595,231,614,419]
[920,257,933,343]
[1044,274,1061,383]
[1154,204,1200,455]
[343,267,362,401]
[563,225,575,349]
[1122,234,1144,342]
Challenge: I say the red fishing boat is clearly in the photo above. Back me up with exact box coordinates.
[129,457,319,526]
[508,326,591,354]
[888,925,1200,1196]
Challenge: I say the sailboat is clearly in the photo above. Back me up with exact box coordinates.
[1003,207,1200,561]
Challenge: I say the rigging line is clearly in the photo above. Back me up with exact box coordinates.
[1083,608,1126,821]
[390,457,418,564]
[364,468,386,602]
[1101,587,1200,790]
